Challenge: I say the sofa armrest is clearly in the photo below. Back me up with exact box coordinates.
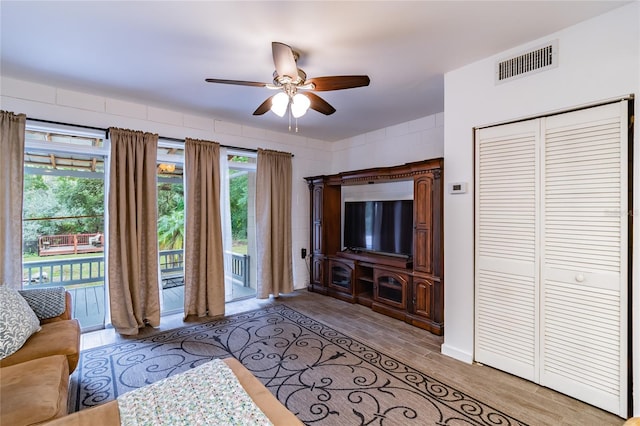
[41,292,72,324]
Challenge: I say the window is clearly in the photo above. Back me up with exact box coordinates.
[156,140,185,314]
[22,125,108,331]
[21,124,260,328]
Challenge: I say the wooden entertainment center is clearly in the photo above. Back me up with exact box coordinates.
[305,158,444,335]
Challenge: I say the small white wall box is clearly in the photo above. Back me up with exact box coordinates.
[449,182,467,194]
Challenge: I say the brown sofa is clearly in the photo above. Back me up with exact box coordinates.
[0,290,81,426]
[2,290,301,425]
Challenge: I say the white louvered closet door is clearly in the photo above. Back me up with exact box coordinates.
[475,120,540,381]
[475,101,628,416]
[541,102,627,415]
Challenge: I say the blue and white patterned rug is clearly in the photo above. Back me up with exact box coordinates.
[70,304,527,425]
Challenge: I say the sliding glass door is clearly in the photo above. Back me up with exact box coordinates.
[156,144,257,311]
[157,141,185,314]
[22,126,108,331]
[222,149,257,301]
[21,127,258,329]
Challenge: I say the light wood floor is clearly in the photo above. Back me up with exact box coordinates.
[81,289,626,426]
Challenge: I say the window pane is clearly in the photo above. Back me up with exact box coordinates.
[158,181,185,314]
[22,174,106,331]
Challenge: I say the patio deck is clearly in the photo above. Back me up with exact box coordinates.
[65,282,255,330]
[23,250,253,331]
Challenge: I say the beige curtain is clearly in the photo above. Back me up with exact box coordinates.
[0,111,26,289]
[183,138,225,318]
[255,148,293,298]
[107,128,160,335]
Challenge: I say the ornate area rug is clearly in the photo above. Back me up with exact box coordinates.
[70,304,526,425]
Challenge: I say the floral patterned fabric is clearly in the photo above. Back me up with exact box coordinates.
[117,358,273,426]
[0,285,41,359]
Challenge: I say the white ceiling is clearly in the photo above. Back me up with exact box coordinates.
[0,1,631,142]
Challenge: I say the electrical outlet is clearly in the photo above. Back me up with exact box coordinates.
[301,248,307,259]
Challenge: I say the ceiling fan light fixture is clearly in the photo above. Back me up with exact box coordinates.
[270,92,289,117]
[291,93,311,118]
[205,41,370,122]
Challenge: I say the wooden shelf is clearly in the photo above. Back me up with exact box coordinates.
[356,291,373,307]
[336,250,412,269]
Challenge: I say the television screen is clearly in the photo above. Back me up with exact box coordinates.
[343,200,413,256]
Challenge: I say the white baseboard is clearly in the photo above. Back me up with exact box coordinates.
[440,343,473,364]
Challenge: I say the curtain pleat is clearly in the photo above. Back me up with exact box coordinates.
[0,111,26,288]
[219,148,234,301]
[255,148,293,298]
[107,128,160,335]
[183,138,225,318]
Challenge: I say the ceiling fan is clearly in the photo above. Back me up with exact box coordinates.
[205,42,370,119]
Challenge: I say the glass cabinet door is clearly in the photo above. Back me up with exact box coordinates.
[373,269,407,309]
[329,260,353,293]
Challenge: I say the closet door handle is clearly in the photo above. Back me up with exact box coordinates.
[575,273,585,283]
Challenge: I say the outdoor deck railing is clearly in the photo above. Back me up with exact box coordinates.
[23,250,250,289]
[231,253,250,287]
[23,256,104,286]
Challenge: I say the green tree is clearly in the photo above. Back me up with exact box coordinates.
[157,209,184,250]
[229,172,248,240]
[22,175,104,254]
[57,178,104,232]
[157,183,184,250]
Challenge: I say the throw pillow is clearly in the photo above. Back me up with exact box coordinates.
[0,285,41,359]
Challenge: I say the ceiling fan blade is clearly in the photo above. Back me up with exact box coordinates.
[305,75,370,91]
[305,92,336,115]
[253,96,274,115]
[272,42,298,79]
[205,78,268,87]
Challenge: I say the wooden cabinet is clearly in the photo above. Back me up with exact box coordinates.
[410,275,432,318]
[327,257,355,302]
[305,158,444,335]
[407,274,443,334]
[355,263,374,307]
[373,267,408,309]
[372,266,409,321]
[307,179,341,293]
[413,175,433,274]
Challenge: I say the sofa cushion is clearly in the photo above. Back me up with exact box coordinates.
[0,319,80,372]
[0,285,41,359]
[19,287,67,321]
[0,354,69,426]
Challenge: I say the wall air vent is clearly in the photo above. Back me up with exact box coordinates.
[495,40,558,84]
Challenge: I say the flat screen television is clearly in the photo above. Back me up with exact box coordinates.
[343,200,414,257]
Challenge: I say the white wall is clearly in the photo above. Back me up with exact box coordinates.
[442,1,640,415]
[331,112,444,174]
[0,76,446,290]
[0,76,334,292]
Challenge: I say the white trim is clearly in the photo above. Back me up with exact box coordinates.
[25,138,109,158]
[26,120,106,139]
[441,343,474,364]
[476,94,634,130]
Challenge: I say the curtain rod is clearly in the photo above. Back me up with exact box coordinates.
[26,117,264,155]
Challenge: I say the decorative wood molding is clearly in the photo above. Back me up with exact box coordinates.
[304,158,444,186]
